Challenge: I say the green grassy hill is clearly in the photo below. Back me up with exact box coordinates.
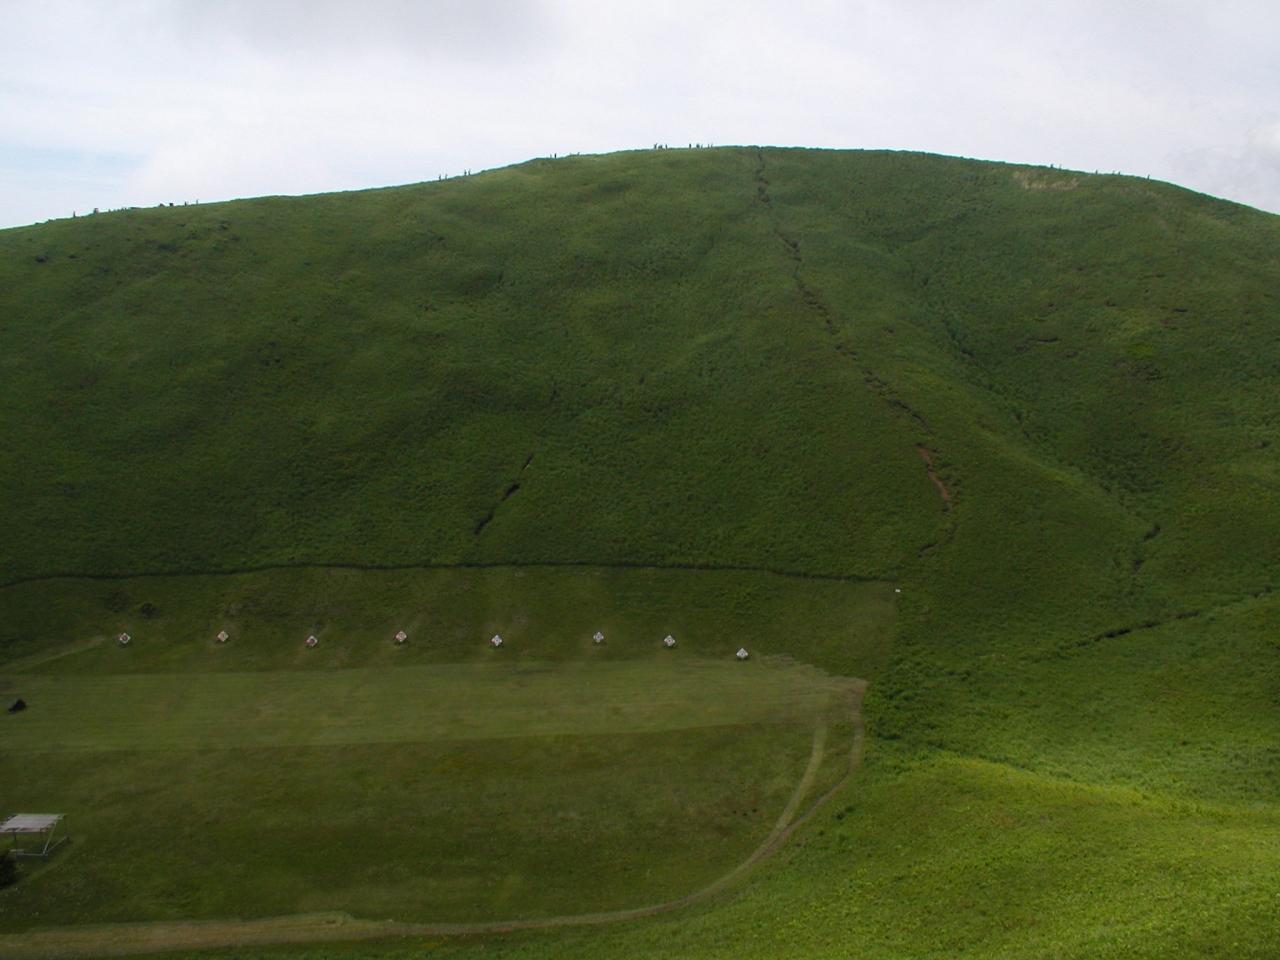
[1,147,1278,958]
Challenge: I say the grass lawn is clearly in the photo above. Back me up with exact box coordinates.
[0,566,877,937]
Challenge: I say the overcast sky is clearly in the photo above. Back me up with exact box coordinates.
[2,0,1278,228]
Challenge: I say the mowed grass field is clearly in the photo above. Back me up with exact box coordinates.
[0,566,882,935]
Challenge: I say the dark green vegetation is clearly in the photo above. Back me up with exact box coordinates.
[1,146,1278,958]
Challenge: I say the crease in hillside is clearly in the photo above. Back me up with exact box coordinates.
[753,149,954,515]
[916,286,1168,597]
[1130,522,1161,574]
[927,298,1136,518]
[937,309,1111,496]
[1037,582,1276,662]
[473,452,535,537]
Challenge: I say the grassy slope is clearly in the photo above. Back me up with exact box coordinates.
[0,567,876,930]
[0,150,936,582]
[0,565,895,677]
[1,147,1278,957]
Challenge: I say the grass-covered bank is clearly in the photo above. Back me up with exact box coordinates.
[2,145,1278,956]
[0,565,896,677]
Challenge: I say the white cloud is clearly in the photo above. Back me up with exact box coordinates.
[1,0,1278,227]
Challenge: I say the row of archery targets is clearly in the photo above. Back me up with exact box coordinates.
[113,630,751,658]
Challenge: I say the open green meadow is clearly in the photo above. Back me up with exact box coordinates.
[0,567,877,943]
[2,146,1278,957]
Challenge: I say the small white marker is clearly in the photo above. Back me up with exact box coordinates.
[593,631,604,644]
[117,632,131,646]
[490,634,504,648]
[663,635,676,648]
[216,630,229,643]
[305,635,318,648]
[394,630,408,644]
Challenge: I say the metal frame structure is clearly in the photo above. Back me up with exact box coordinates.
[1,814,66,858]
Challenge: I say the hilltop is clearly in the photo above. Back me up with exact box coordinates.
[1,147,1278,959]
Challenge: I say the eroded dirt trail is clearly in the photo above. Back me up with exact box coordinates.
[917,446,952,509]
[753,150,956,527]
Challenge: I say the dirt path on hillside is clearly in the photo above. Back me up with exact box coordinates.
[751,148,954,521]
[0,682,867,959]
[916,446,952,508]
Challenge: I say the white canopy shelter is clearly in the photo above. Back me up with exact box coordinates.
[593,631,605,644]
[736,648,749,660]
[305,635,318,647]
[117,632,130,646]
[490,634,504,647]
[394,630,408,644]
[1,813,66,857]
[663,635,676,648]
[216,630,229,643]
